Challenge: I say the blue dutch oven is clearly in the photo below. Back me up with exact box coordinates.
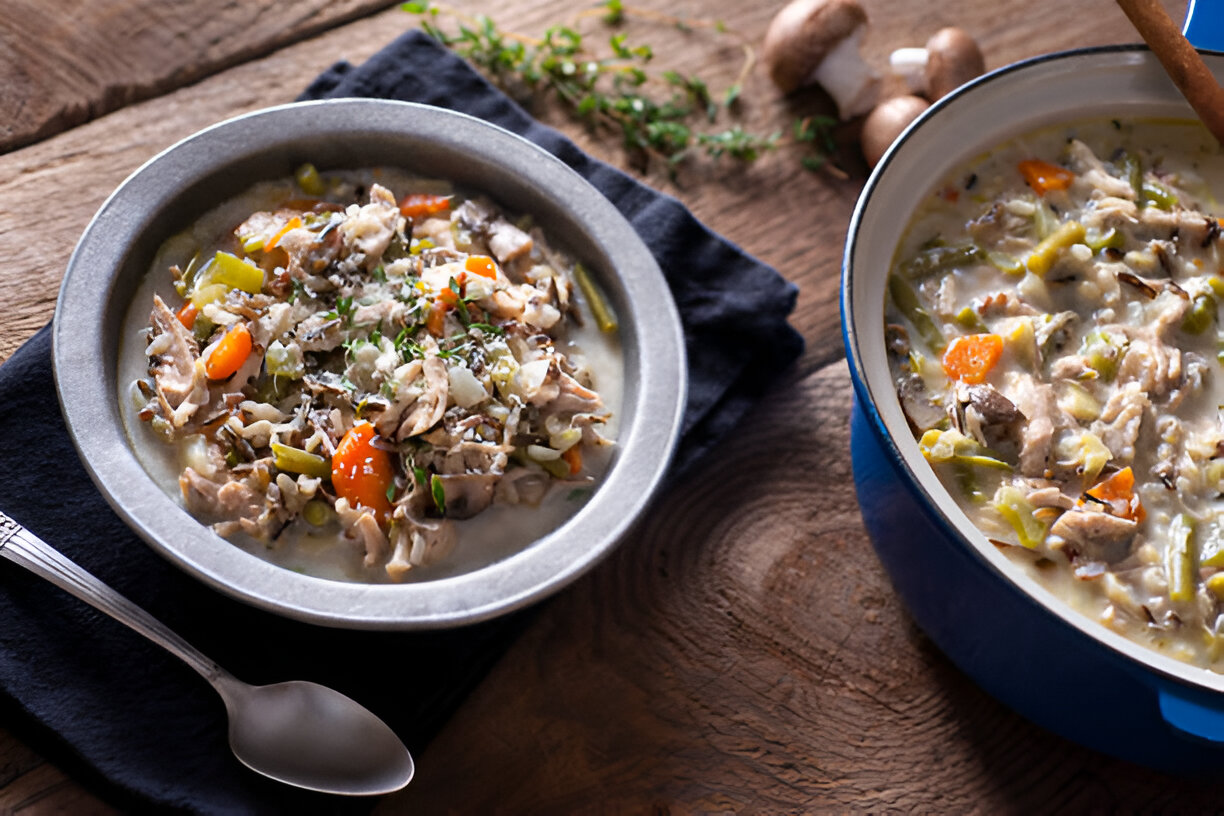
[842,4,1224,773]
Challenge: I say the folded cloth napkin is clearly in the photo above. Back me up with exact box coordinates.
[0,29,802,816]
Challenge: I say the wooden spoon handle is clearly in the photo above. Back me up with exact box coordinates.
[1115,0,1224,143]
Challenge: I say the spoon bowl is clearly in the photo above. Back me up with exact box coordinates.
[220,677,414,794]
[0,510,414,796]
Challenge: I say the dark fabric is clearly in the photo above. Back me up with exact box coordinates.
[0,29,803,815]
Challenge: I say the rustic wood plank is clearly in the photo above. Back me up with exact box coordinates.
[0,0,403,153]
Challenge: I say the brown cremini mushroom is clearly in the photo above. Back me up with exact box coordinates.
[762,0,881,119]
[888,27,985,101]
[860,94,930,167]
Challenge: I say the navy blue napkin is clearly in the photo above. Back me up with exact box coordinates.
[0,29,802,815]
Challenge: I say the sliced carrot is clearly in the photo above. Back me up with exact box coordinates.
[204,323,252,380]
[436,286,461,308]
[1085,466,1145,522]
[464,255,498,279]
[561,445,582,476]
[331,422,394,521]
[941,333,1003,384]
[1018,159,1075,195]
[263,215,302,251]
[176,301,198,330]
[399,193,452,218]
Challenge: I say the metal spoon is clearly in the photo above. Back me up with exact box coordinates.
[0,511,414,796]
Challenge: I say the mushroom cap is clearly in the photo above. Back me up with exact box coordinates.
[861,95,930,167]
[924,27,985,100]
[763,0,870,94]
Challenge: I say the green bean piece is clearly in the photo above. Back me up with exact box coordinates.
[888,274,945,352]
[992,486,1047,549]
[1117,151,1143,200]
[1167,514,1196,603]
[899,244,985,280]
[573,263,619,333]
[1182,294,1216,335]
[1141,180,1179,210]
[1026,220,1086,277]
[271,443,333,480]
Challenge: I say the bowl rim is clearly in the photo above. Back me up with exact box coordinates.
[53,98,687,630]
[842,45,1224,695]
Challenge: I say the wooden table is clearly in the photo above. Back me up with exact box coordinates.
[2,0,1218,811]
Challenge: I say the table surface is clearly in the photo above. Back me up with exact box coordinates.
[2,0,1219,812]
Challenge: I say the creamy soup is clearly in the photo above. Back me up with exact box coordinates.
[885,119,1224,668]
[120,166,622,584]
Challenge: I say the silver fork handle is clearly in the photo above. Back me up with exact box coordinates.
[0,510,224,683]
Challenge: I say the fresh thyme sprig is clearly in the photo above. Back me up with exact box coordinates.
[401,1,839,174]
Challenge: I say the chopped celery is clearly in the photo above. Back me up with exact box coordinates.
[1084,227,1124,252]
[1182,294,1216,335]
[1080,329,1124,382]
[992,485,1047,549]
[295,163,326,197]
[271,443,332,479]
[302,499,333,527]
[954,307,987,332]
[919,428,1012,471]
[265,340,305,379]
[899,244,984,280]
[190,283,228,310]
[203,251,264,294]
[1166,514,1196,603]
[1116,151,1143,200]
[888,274,945,352]
[1026,220,1086,277]
[1033,201,1058,239]
[1200,521,1224,568]
[1056,381,1102,422]
[986,251,1024,275]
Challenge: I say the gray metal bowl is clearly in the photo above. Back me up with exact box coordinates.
[53,99,686,630]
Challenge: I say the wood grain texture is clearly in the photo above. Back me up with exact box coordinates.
[0,0,402,153]
[0,0,1209,812]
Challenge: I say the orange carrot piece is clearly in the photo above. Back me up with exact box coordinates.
[464,255,498,279]
[204,323,252,380]
[561,445,582,476]
[1086,466,1145,522]
[176,301,198,330]
[941,334,1003,384]
[264,215,302,251]
[331,422,394,521]
[399,193,452,218]
[1018,159,1075,195]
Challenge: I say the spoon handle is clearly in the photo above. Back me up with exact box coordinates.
[0,510,225,682]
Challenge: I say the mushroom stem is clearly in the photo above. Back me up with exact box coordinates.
[889,47,930,93]
[809,28,882,118]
